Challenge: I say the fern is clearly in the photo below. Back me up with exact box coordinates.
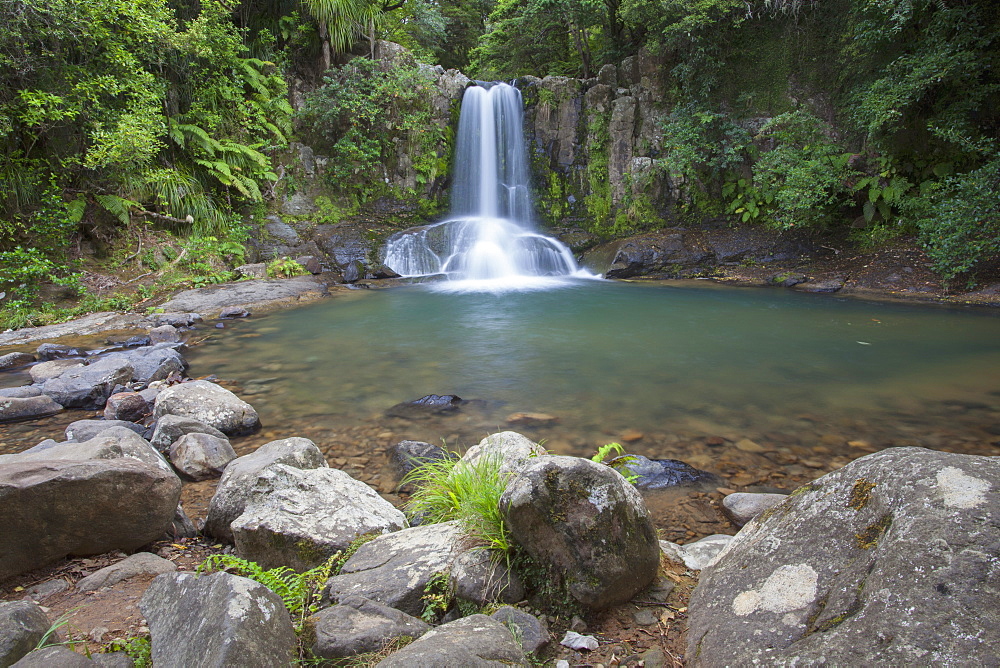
[591,443,639,484]
[94,194,138,225]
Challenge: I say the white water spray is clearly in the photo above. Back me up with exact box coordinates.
[382,83,593,290]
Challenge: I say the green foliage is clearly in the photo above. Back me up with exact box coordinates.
[911,154,1000,282]
[420,571,454,623]
[297,57,449,210]
[744,110,855,229]
[591,442,638,483]
[403,452,511,553]
[197,553,336,635]
[267,256,309,278]
[105,637,151,668]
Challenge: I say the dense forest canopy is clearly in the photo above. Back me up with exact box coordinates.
[0,0,997,326]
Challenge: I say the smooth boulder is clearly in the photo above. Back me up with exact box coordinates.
[324,522,463,616]
[0,426,171,474]
[140,571,296,668]
[102,392,150,422]
[65,419,147,442]
[0,395,62,422]
[204,437,327,543]
[37,356,133,409]
[0,459,181,580]
[687,447,1000,666]
[76,552,176,592]
[0,601,50,667]
[306,595,430,659]
[152,380,260,436]
[501,455,660,609]
[376,614,529,667]
[168,432,236,480]
[232,465,406,571]
[148,414,227,454]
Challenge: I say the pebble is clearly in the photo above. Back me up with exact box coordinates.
[735,438,766,453]
[621,429,644,442]
[632,608,658,625]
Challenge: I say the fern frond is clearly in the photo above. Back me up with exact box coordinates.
[94,194,138,225]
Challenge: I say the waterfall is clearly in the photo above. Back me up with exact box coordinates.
[382,82,591,289]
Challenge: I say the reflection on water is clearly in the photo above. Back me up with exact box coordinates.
[181,280,1000,463]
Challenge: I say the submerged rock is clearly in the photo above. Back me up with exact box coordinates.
[385,394,465,419]
[628,454,720,489]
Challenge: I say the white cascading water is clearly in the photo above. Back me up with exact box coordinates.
[382,83,592,290]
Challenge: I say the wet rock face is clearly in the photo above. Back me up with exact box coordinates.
[687,447,1000,667]
[501,455,660,610]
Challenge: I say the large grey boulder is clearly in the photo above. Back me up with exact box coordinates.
[306,595,430,659]
[102,343,186,385]
[0,459,181,580]
[490,606,549,655]
[204,437,327,543]
[64,419,147,442]
[324,522,463,616]
[76,552,176,592]
[140,571,296,668]
[0,395,62,422]
[10,646,94,667]
[232,465,406,571]
[38,356,133,409]
[29,359,82,383]
[0,387,41,399]
[376,614,529,667]
[149,414,227,454]
[501,455,660,610]
[168,432,236,480]
[461,431,546,480]
[0,427,171,474]
[687,447,1000,666]
[0,601,50,667]
[152,380,260,436]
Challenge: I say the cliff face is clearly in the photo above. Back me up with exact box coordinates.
[518,50,678,232]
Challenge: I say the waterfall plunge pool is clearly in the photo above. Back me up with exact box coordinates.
[180,279,999,490]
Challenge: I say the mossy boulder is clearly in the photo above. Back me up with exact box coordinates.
[500,455,660,609]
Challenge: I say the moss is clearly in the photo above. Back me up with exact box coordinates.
[846,479,877,511]
[855,514,892,550]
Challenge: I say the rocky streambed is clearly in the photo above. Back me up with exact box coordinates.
[0,279,998,666]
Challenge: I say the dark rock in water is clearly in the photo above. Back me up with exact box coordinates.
[368,264,401,279]
[389,440,448,478]
[123,335,151,347]
[628,455,718,489]
[385,394,465,419]
[0,395,63,422]
[0,352,35,370]
[598,233,711,279]
[35,343,86,361]
[219,307,250,319]
[793,277,845,293]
